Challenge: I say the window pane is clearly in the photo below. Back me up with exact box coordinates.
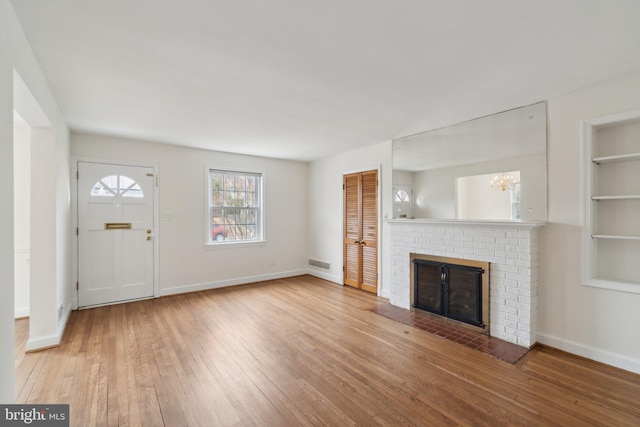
[237,225,246,240]
[246,176,256,192]
[119,176,135,192]
[121,176,143,198]
[236,192,246,207]
[224,175,235,191]
[211,173,223,191]
[229,225,238,240]
[211,208,223,221]
[212,191,223,207]
[209,170,261,243]
[225,208,236,225]
[235,175,246,191]
[122,183,143,198]
[247,209,255,224]
[395,189,409,202]
[223,191,235,207]
[102,175,118,190]
[91,181,115,197]
[246,192,255,207]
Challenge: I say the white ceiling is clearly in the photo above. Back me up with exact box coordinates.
[11,0,640,162]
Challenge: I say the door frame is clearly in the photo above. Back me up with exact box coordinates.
[71,156,160,309]
[342,165,382,296]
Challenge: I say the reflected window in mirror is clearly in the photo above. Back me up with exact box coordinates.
[393,184,413,218]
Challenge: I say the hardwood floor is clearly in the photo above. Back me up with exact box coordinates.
[14,275,640,426]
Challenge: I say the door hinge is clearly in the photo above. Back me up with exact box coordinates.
[76,227,79,235]
[156,176,159,187]
[76,282,79,291]
[342,184,345,190]
[76,171,79,179]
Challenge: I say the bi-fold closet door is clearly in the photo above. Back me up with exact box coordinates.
[343,170,377,294]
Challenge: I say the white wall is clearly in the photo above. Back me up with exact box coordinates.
[0,0,71,402]
[537,73,640,373]
[71,133,309,295]
[0,5,15,402]
[307,141,392,296]
[29,127,64,349]
[13,120,30,318]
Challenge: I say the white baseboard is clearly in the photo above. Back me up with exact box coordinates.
[26,305,71,352]
[537,332,640,375]
[306,270,391,299]
[306,269,342,284]
[160,269,309,296]
[14,307,29,319]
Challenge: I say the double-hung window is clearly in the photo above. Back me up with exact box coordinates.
[208,169,262,244]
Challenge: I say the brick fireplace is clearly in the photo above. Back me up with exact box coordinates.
[388,219,544,347]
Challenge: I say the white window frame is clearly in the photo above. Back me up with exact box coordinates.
[205,167,265,247]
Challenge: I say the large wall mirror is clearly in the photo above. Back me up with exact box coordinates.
[392,102,547,221]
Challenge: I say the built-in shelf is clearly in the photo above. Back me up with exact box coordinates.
[592,234,640,240]
[592,152,640,164]
[592,195,640,200]
[582,110,640,293]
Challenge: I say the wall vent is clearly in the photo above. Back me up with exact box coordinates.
[309,258,331,270]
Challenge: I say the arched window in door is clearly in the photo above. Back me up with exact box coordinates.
[90,175,144,198]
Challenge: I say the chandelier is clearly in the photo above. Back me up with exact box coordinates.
[490,173,517,191]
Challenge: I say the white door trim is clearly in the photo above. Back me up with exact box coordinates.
[71,156,160,309]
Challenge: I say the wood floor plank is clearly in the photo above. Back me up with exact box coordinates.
[14,275,640,426]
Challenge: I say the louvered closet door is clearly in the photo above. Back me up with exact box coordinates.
[343,170,378,294]
[360,171,378,293]
[344,173,361,288]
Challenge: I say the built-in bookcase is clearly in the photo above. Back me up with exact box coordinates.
[582,109,640,293]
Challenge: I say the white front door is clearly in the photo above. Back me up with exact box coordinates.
[77,162,155,307]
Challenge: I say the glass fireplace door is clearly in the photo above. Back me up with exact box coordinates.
[413,259,484,328]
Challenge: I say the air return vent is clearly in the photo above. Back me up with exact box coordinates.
[309,258,331,270]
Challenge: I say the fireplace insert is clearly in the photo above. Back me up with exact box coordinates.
[412,259,485,328]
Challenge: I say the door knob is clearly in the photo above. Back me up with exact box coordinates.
[146,236,152,241]
[146,229,152,234]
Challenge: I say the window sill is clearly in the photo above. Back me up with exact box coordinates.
[204,240,267,250]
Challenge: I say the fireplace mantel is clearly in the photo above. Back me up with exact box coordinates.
[388,219,544,347]
[386,218,546,229]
